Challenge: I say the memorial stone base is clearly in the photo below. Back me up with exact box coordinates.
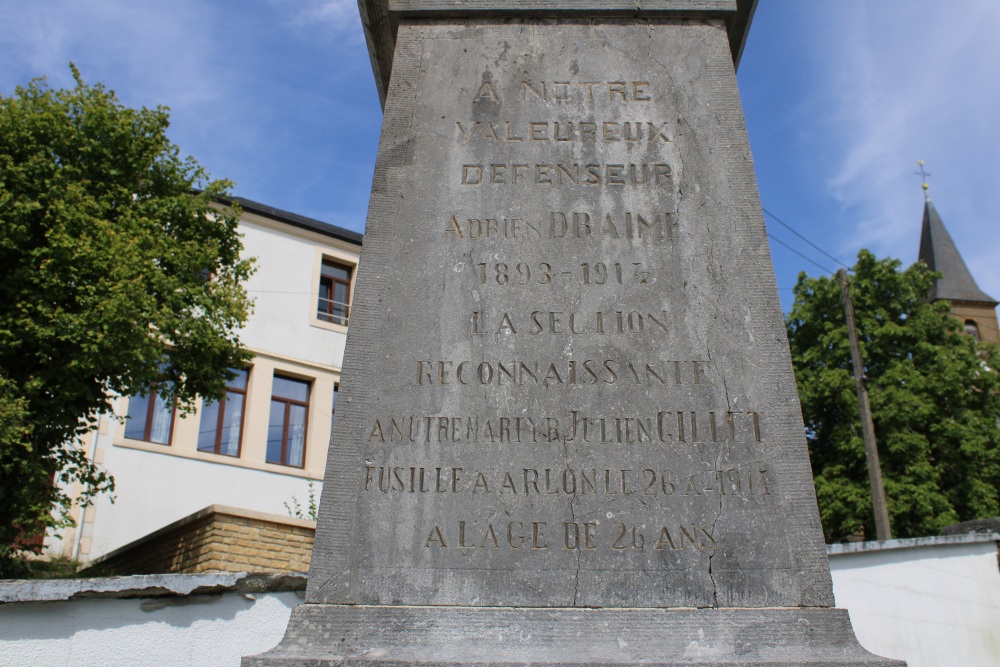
[246,606,901,666]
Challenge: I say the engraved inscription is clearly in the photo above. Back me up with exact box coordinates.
[471,79,657,106]
[443,211,678,242]
[474,261,654,287]
[517,80,654,103]
[424,520,551,550]
[609,523,716,552]
[421,520,717,552]
[364,464,773,499]
[361,51,777,586]
[471,310,669,335]
[549,211,677,241]
[455,120,671,144]
[414,359,711,387]
[445,216,543,240]
[367,411,764,445]
[460,163,672,188]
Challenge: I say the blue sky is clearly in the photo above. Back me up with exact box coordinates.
[2,0,998,312]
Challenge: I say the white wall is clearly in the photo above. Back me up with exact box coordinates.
[828,534,1000,667]
[73,444,321,560]
[0,582,300,667]
[238,217,351,367]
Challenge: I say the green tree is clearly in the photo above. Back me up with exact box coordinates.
[0,66,254,574]
[787,250,1000,542]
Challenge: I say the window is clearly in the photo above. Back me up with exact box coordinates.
[124,387,174,445]
[318,259,352,326]
[267,375,310,467]
[331,383,338,429]
[965,320,981,341]
[198,368,249,457]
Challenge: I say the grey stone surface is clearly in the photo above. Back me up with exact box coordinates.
[312,17,831,611]
[249,8,900,666]
[246,606,901,666]
[357,0,758,105]
[389,0,736,15]
[0,572,306,604]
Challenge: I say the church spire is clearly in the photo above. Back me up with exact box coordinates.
[918,197,998,306]
[916,160,931,202]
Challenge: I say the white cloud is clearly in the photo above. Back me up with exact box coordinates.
[809,0,1000,297]
[0,0,220,109]
[266,0,364,41]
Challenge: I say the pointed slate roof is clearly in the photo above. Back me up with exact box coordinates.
[918,199,997,305]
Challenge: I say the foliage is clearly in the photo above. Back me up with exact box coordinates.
[787,250,1000,542]
[0,550,83,579]
[284,482,319,522]
[0,65,254,573]
[22,555,83,580]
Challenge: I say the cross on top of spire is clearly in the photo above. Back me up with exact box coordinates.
[915,160,932,200]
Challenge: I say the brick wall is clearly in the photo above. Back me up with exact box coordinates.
[81,505,315,576]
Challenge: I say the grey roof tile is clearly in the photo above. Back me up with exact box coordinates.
[917,199,996,305]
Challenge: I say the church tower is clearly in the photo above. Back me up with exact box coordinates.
[917,196,1000,344]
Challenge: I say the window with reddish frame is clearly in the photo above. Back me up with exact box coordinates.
[266,375,310,468]
[197,368,249,457]
[318,260,352,326]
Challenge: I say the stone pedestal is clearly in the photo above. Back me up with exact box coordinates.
[246,607,902,666]
[246,4,903,665]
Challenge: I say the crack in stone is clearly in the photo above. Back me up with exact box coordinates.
[707,547,719,608]
[560,335,583,608]
[312,576,334,598]
[708,452,724,609]
[704,289,730,610]
[564,428,582,607]
[706,341,724,610]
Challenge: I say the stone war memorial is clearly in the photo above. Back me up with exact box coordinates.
[247,1,902,665]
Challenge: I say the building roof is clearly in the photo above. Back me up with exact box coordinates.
[228,196,363,247]
[918,199,996,305]
[358,0,758,107]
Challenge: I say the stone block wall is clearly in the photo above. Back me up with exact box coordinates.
[81,505,315,575]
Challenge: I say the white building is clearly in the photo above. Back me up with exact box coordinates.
[44,197,362,563]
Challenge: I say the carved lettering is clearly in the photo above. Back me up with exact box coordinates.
[470,310,671,336]
[365,464,770,500]
[549,211,677,241]
[414,359,712,387]
[444,216,543,240]
[365,411,764,445]
[424,520,717,552]
[516,80,655,104]
[461,163,672,188]
[455,120,671,144]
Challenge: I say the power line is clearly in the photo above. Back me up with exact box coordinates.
[767,233,836,275]
[763,207,850,270]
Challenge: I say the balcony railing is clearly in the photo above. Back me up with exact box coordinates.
[317,297,350,327]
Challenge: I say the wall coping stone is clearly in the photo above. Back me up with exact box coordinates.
[827,532,1000,556]
[0,572,307,605]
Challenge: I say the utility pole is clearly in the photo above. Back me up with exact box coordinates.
[838,268,892,541]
